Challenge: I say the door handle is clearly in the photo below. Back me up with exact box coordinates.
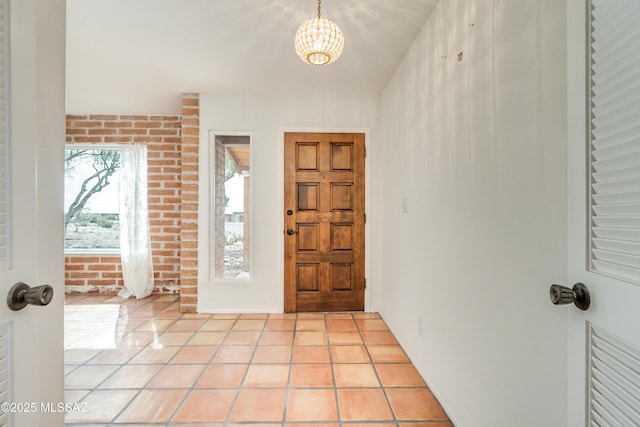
[6,282,54,311]
[286,228,298,235]
[549,282,590,311]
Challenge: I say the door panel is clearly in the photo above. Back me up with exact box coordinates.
[567,0,640,425]
[284,133,365,312]
[0,0,65,425]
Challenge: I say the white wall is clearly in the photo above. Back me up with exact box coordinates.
[197,94,379,312]
[378,0,568,426]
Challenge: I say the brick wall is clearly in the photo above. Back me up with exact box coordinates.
[65,113,184,295]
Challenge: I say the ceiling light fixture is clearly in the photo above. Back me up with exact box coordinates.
[294,0,344,66]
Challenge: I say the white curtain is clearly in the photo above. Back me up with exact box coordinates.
[118,144,154,299]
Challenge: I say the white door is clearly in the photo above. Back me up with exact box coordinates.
[0,0,65,425]
[567,0,640,425]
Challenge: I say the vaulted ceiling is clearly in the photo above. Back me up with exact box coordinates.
[66,0,438,114]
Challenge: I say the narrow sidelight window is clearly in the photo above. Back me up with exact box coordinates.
[212,135,251,280]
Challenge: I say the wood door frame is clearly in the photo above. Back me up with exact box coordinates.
[278,128,372,312]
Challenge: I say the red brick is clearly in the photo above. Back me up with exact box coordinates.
[181,117,199,126]
[71,121,102,128]
[162,151,181,159]
[89,114,118,120]
[120,115,148,120]
[88,128,117,135]
[150,115,179,121]
[181,107,199,116]
[101,272,124,279]
[181,127,199,136]
[88,280,119,286]
[105,136,134,143]
[180,287,197,295]
[181,98,199,107]
[135,121,162,128]
[119,128,148,135]
[104,121,133,128]
[73,272,100,279]
[181,165,198,174]
[180,259,197,269]
[69,257,100,263]
[150,129,179,136]
[88,264,115,271]
[181,193,198,202]
[72,137,103,143]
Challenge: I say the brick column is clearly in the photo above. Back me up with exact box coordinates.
[179,94,200,312]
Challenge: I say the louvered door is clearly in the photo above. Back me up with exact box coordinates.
[588,0,640,284]
[0,0,66,425]
[567,0,640,425]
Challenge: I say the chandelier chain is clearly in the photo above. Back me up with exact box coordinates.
[317,0,321,19]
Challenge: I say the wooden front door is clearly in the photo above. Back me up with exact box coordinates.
[284,132,365,312]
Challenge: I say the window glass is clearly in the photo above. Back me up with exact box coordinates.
[64,148,121,251]
[212,135,251,280]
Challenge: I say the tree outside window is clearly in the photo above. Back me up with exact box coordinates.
[64,148,121,251]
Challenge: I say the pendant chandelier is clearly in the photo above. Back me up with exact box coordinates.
[294,0,344,66]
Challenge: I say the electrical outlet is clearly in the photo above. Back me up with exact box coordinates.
[402,197,408,213]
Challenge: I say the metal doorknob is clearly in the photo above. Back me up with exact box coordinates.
[286,228,297,235]
[549,282,590,311]
[7,282,54,311]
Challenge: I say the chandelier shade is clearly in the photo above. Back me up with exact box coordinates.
[294,1,344,66]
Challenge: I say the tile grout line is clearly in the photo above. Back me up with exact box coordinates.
[168,314,240,425]
[282,312,298,424]
[65,295,450,426]
[64,294,179,425]
[355,314,399,424]
[223,315,268,424]
[332,313,344,427]
[106,295,186,425]
[128,295,188,423]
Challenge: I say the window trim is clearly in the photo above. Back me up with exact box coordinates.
[208,131,253,283]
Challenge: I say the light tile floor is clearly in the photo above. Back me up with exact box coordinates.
[64,293,453,426]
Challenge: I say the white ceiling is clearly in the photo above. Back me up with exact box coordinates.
[66,0,438,114]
